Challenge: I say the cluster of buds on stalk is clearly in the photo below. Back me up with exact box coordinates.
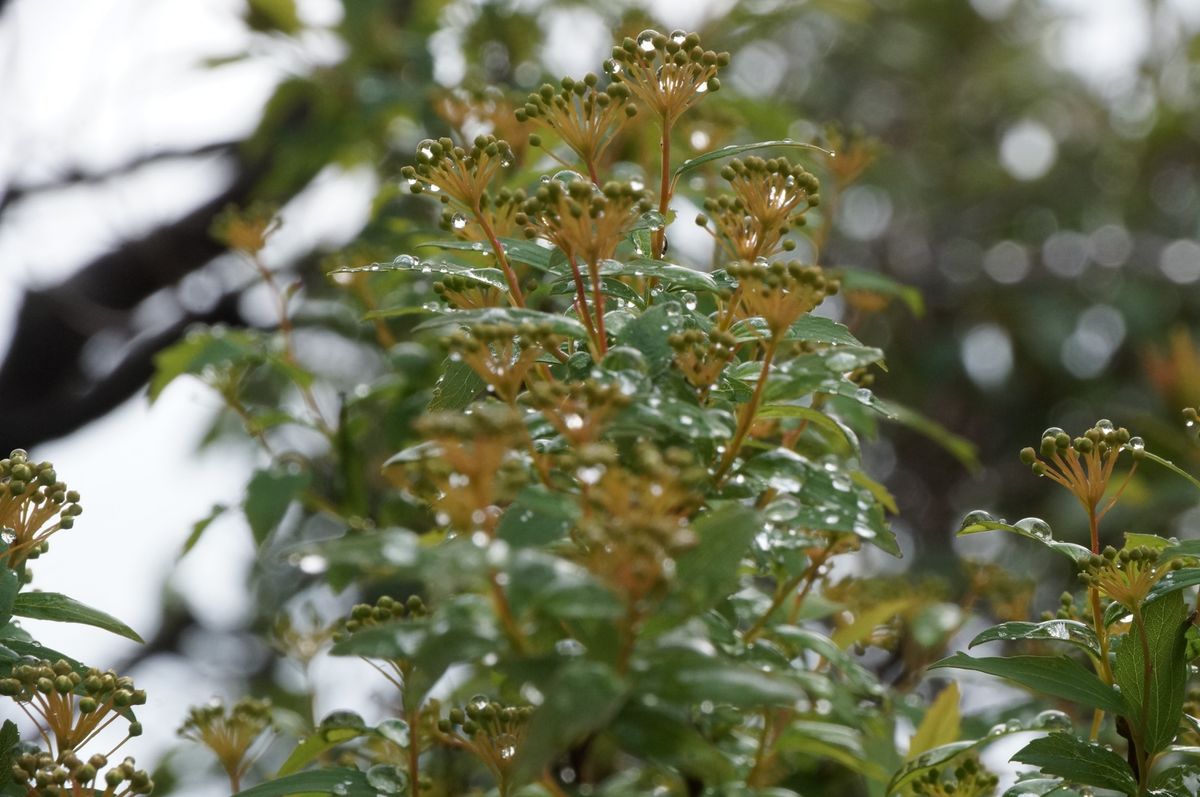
[516,74,636,179]
[696,157,821,261]
[1079,545,1183,610]
[907,756,998,797]
[517,179,653,266]
[446,322,562,403]
[525,378,631,446]
[332,594,428,643]
[727,260,840,337]
[441,187,528,241]
[394,405,530,534]
[11,750,153,797]
[569,444,703,605]
[1018,421,1142,531]
[0,660,145,755]
[0,450,81,573]
[436,696,533,792]
[178,697,273,792]
[669,328,738,400]
[212,201,280,255]
[432,273,506,310]
[401,136,515,210]
[604,29,728,124]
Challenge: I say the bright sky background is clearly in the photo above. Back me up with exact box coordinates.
[0,0,1195,790]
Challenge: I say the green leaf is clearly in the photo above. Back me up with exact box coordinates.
[611,703,735,783]
[639,652,808,708]
[777,720,887,781]
[1150,764,1200,794]
[335,255,508,290]
[513,661,626,784]
[149,328,261,402]
[874,398,979,470]
[956,512,1092,563]
[179,503,228,558]
[673,139,833,180]
[834,267,924,317]
[428,358,485,411]
[1113,590,1189,756]
[506,550,623,621]
[832,598,914,649]
[421,237,556,272]
[233,768,372,797]
[668,505,761,616]
[243,466,311,547]
[277,721,370,776]
[0,719,18,792]
[600,258,719,293]
[786,315,865,346]
[414,307,587,339]
[969,620,1100,657]
[0,569,16,628]
[496,486,579,548]
[11,592,143,643]
[1011,733,1137,796]
[1001,779,1084,797]
[908,683,960,758]
[614,301,686,375]
[755,405,860,458]
[1144,567,1200,606]
[1141,450,1200,493]
[929,653,1126,715]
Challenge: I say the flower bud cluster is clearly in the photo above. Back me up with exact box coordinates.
[516,74,636,173]
[399,405,530,533]
[605,29,729,123]
[908,755,998,797]
[1079,545,1182,610]
[0,659,145,753]
[401,135,515,210]
[1,450,82,571]
[332,595,427,643]
[446,322,562,403]
[440,187,528,242]
[1017,421,1141,517]
[569,444,703,605]
[669,328,738,398]
[727,260,839,336]
[697,157,820,261]
[516,178,653,267]
[12,751,152,796]
[211,201,280,255]
[432,274,505,310]
[525,378,632,445]
[436,696,532,785]
[1041,590,1084,623]
[178,697,272,783]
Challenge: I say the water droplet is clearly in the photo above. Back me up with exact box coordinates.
[576,465,605,485]
[555,638,586,657]
[564,414,584,431]
[451,213,468,230]
[636,29,658,53]
[1127,436,1145,452]
[1041,426,1066,439]
[366,765,408,794]
[683,293,698,311]
[321,710,366,730]
[629,177,645,192]
[1096,418,1114,432]
[297,554,327,574]
[1014,517,1052,540]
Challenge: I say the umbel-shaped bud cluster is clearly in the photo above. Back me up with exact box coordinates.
[605,29,729,123]
[446,322,564,403]
[669,328,738,399]
[432,273,505,310]
[401,135,515,209]
[697,157,821,261]
[525,377,632,446]
[568,443,704,605]
[727,259,840,336]
[441,187,528,241]
[178,696,273,786]
[1018,420,1142,524]
[0,450,82,571]
[516,74,636,174]
[0,659,145,753]
[516,178,653,266]
[332,594,427,643]
[1079,544,1183,610]
[437,696,533,788]
[908,755,998,797]
[11,750,153,797]
[396,404,531,533]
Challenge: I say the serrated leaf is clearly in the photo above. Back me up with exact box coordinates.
[243,467,311,547]
[233,768,372,797]
[1011,733,1136,796]
[11,592,143,643]
[969,620,1100,657]
[909,683,960,758]
[1114,590,1189,756]
[673,139,832,180]
[929,653,1126,715]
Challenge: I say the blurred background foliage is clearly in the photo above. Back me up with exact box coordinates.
[1,0,1199,791]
